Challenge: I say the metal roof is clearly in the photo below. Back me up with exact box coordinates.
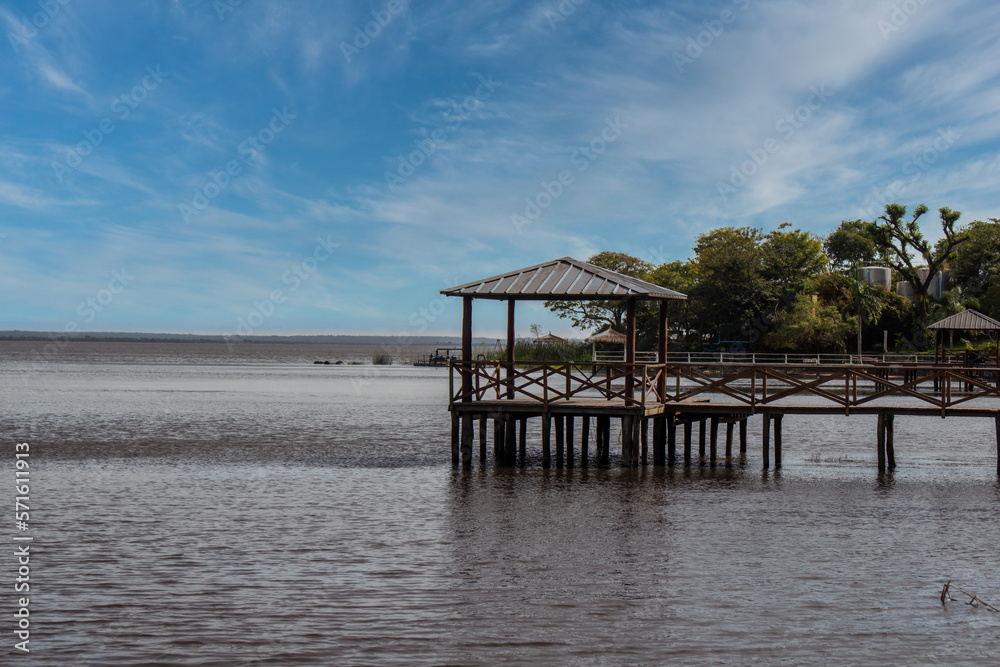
[440,257,687,301]
[927,309,1000,331]
[586,327,627,344]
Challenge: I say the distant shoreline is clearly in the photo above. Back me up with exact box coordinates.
[0,331,499,345]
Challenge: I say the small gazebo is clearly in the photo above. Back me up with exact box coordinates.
[586,326,627,361]
[534,332,565,344]
[927,309,1000,365]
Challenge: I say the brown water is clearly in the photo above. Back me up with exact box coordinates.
[3,342,1000,665]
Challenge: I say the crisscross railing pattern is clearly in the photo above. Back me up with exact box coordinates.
[449,360,1000,411]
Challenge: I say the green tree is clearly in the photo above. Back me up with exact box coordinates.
[644,260,698,349]
[690,227,774,347]
[844,275,886,355]
[824,219,881,270]
[763,294,852,353]
[545,251,654,332]
[762,223,828,295]
[949,218,1000,298]
[868,203,967,317]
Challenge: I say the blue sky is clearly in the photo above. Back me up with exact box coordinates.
[2,0,999,339]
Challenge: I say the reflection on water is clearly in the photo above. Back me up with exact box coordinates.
[4,343,1000,665]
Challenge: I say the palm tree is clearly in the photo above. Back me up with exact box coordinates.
[844,275,885,361]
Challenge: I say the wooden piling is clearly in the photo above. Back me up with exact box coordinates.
[683,419,692,464]
[699,418,707,458]
[877,413,886,473]
[725,421,734,458]
[555,415,565,468]
[773,414,782,470]
[461,414,474,466]
[653,416,666,465]
[519,416,527,463]
[581,416,590,465]
[566,416,574,466]
[739,418,748,455]
[504,414,516,465]
[494,416,505,462]
[479,414,487,462]
[710,416,719,465]
[451,412,460,466]
[762,414,771,469]
[621,415,633,467]
[885,413,895,470]
[598,416,611,464]
[641,418,649,465]
[667,413,677,466]
[541,413,551,467]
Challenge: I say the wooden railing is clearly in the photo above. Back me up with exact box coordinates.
[449,361,1000,412]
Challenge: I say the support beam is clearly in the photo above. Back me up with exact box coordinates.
[641,418,649,465]
[653,416,666,465]
[494,416,505,463]
[462,297,472,402]
[506,299,515,400]
[479,414,487,462]
[542,413,551,468]
[667,413,677,466]
[461,414,474,467]
[581,416,590,465]
[698,418,707,458]
[519,416,528,463]
[555,415,565,468]
[710,416,719,465]
[725,421,734,458]
[566,416,574,466]
[773,414,782,470]
[625,297,636,403]
[996,414,1000,477]
[740,418,748,455]
[877,413,886,473]
[621,415,634,467]
[683,420,692,464]
[598,416,611,464]
[451,412,460,467]
[762,414,771,470]
[885,413,895,470]
[504,414,516,465]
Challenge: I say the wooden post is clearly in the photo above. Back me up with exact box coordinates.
[885,413,895,470]
[566,416,574,466]
[479,414,487,462]
[653,416,666,465]
[739,418,748,455]
[773,414,782,470]
[519,416,527,462]
[726,421,734,458]
[581,416,590,465]
[641,418,649,465]
[555,415,565,468]
[462,297,472,402]
[506,299,515,400]
[683,419,692,464]
[504,414,516,465]
[621,415,632,467]
[698,418,707,458]
[494,416,505,463]
[762,414,771,470]
[451,411,460,466]
[667,413,677,466]
[710,416,719,464]
[658,301,669,400]
[461,414,474,466]
[625,297,636,403]
[598,416,611,463]
[877,413,886,473]
[541,413,551,467]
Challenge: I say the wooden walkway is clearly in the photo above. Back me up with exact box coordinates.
[448,361,1000,474]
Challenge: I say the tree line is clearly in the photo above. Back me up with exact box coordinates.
[546,203,1000,353]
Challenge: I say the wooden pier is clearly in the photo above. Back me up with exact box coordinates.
[447,360,1000,474]
[441,258,1000,474]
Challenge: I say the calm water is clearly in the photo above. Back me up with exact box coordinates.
[2,342,999,665]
